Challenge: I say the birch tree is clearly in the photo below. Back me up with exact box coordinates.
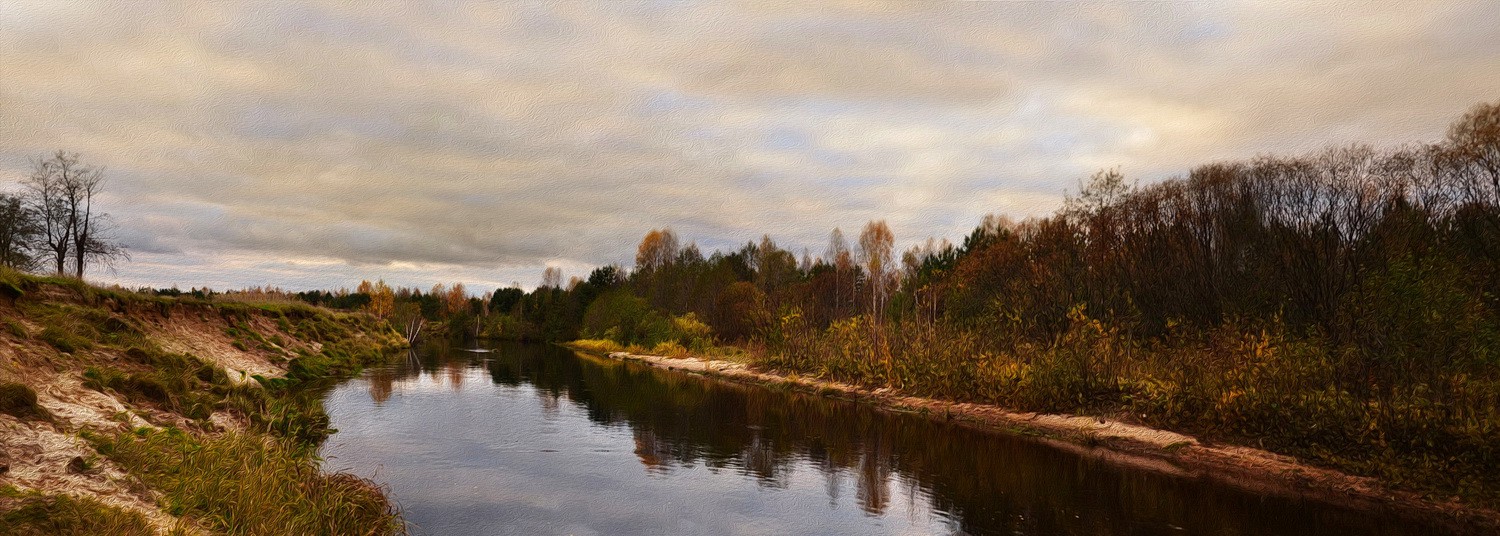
[858,220,894,319]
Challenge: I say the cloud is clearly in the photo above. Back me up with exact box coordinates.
[1,0,1497,291]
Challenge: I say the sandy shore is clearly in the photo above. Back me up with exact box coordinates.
[581,347,1500,535]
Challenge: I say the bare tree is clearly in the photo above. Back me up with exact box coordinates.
[826,227,854,317]
[64,159,108,278]
[1447,100,1500,204]
[22,151,126,277]
[540,266,563,289]
[24,154,72,274]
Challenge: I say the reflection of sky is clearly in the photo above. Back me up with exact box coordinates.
[321,363,956,535]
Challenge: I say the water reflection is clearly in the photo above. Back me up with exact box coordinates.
[322,342,1463,536]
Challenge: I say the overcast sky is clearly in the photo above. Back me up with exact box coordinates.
[2,1,1497,292]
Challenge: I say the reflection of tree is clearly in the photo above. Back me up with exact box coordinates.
[537,389,560,420]
[367,368,395,405]
[633,429,667,473]
[375,342,1415,536]
[855,434,891,515]
[823,463,842,508]
[446,360,465,391]
[405,348,420,371]
[742,427,788,488]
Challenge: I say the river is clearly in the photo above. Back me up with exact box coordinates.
[319,341,1458,535]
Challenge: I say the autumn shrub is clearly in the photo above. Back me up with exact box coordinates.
[669,313,715,350]
[712,281,770,341]
[650,341,689,357]
[758,304,1500,505]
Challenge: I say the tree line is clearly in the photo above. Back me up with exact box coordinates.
[0,151,127,277]
[464,102,1498,364]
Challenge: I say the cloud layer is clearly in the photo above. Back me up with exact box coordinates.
[2,1,1497,291]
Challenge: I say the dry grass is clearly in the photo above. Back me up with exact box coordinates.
[91,428,401,536]
[569,338,625,354]
[0,486,160,536]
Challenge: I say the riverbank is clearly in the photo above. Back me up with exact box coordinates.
[0,270,407,534]
[571,344,1500,534]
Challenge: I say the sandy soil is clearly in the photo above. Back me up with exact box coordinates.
[0,416,186,533]
[0,365,188,533]
[599,350,1500,534]
[0,297,302,534]
[148,317,286,382]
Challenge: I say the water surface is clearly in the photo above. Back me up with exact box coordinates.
[320,342,1460,535]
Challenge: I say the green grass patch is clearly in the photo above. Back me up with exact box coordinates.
[38,327,91,354]
[0,382,51,422]
[0,485,158,536]
[21,300,147,353]
[0,280,22,301]
[85,348,229,421]
[3,320,27,339]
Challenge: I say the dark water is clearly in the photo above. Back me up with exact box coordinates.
[319,342,1462,535]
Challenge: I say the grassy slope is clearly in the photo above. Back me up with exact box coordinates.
[0,268,407,535]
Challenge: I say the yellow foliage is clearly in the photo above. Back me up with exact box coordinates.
[672,313,713,343]
[650,341,688,357]
[570,339,624,354]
